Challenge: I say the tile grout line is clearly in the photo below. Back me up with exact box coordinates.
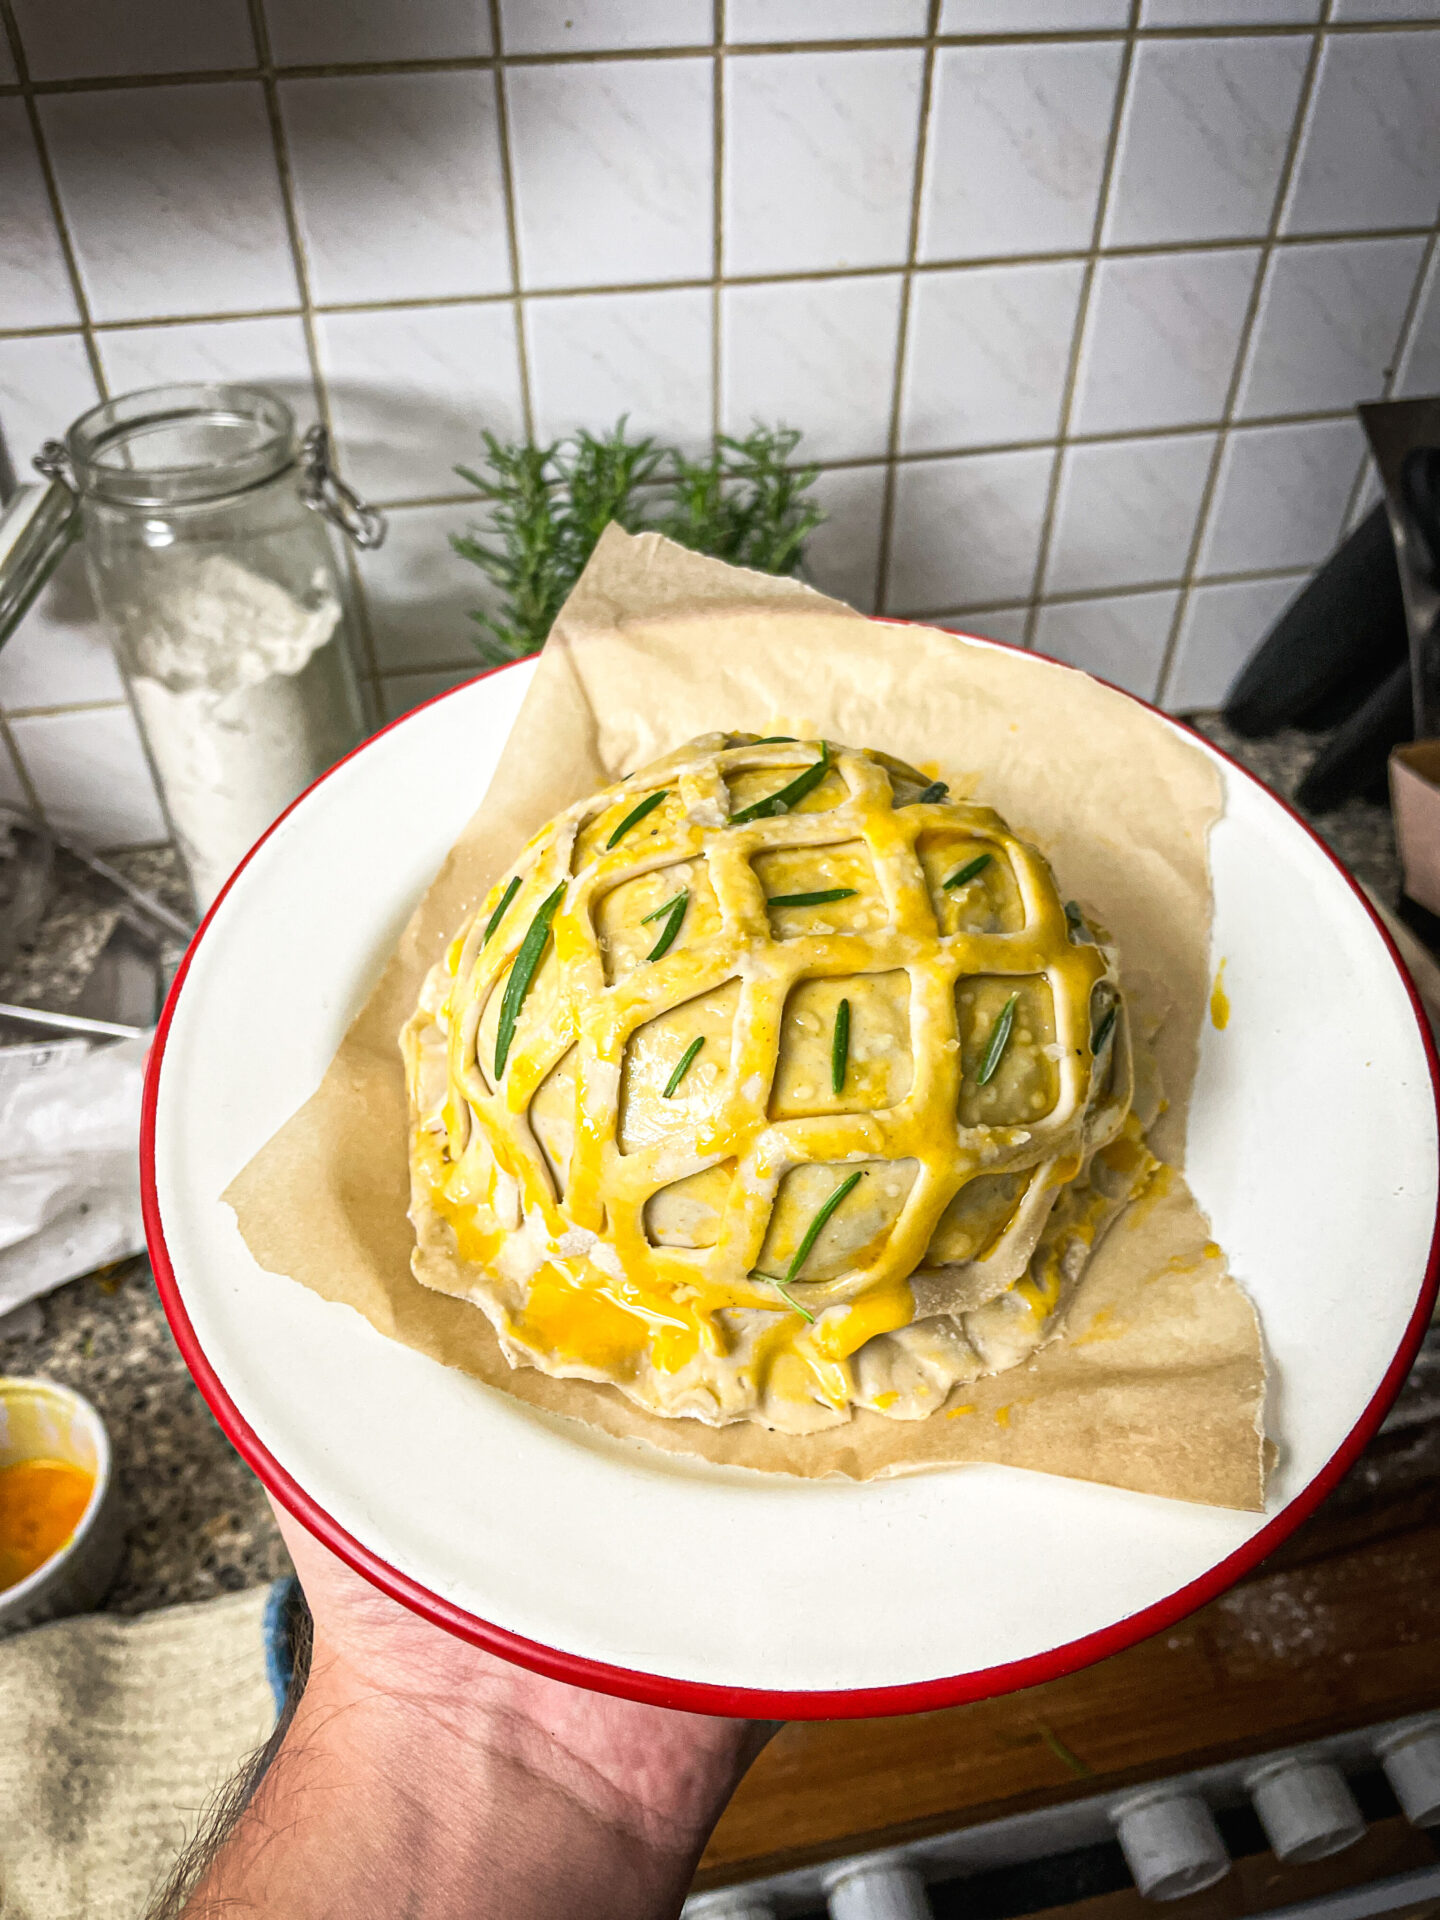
[1335,210,1440,537]
[487,0,536,444]
[0,554,1320,717]
[246,0,383,728]
[1153,1,1331,710]
[0,710,44,816]
[1021,0,1140,651]
[873,0,943,618]
[2,223,1436,346]
[710,0,725,443]
[0,0,108,399]
[310,402,1371,511]
[3,14,1438,96]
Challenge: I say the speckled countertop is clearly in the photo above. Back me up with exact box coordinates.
[0,716,1411,1613]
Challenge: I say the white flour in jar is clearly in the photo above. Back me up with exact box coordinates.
[125,552,357,910]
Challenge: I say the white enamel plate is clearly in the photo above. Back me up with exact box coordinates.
[143,644,1440,1717]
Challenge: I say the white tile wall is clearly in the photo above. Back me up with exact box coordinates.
[1070,248,1260,437]
[281,74,510,305]
[2,5,1439,845]
[725,50,924,277]
[503,0,711,53]
[1199,416,1367,575]
[0,333,100,470]
[804,464,889,613]
[731,0,929,39]
[0,99,81,329]
[1141,1,1318,22]
[1165,573,1306,713]
[40,85,298,322]
[0,549,124,711]
[943,606,1031,646]
[507,59,713,289]
[1103,37,1309,248]
[379,667,477,722]
[526,287,713,453]
[723,276,902,461]
[264,0,491,64]
[919,43,1123,262]
[9,706,166,843]
[11,0,256,82]
[1033,587,1181,702]
[359,504,503,672]
[0,732,29,808]
[941,0,1128,27]
[95,315,315,409]
[1046,434,1217,595]
[1237,236,1425,418]
[1282,32,1440,235]
[901,260,1085,451]
[1396,248,1440,396]
[318,303,526,499]
[887,447,1054,612]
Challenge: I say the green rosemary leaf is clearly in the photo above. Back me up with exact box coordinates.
[766,888,856,908]
[606,789,668,849]
[455,422,824,661]
[975,992,1019,1087]
[914,780,949,805]
[943,852,992,891]
[783,1169,864,1286]
[831,998,850,1096]
[731,741,831,823]
[482,874,522,945]
[752,735,796,743]
[1091,1004,1118,1054]
[751,1271,816,1323]
[640,890,687,925]
[494,882,565,1079]
[645,892,688,961]
[662,1034,705,1098]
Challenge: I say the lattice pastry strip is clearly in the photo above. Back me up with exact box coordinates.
[403,733,1136,1434]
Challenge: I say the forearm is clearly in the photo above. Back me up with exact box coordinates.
[180,1649,725,1920]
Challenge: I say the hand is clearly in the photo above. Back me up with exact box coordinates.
[177,1497,773,1920]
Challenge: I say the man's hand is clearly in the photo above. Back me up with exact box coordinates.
[177,1498,771,1920]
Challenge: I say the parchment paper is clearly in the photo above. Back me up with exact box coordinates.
[226,528,1266,1510]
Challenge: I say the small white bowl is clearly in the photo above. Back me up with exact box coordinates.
[0,1376,125,1635]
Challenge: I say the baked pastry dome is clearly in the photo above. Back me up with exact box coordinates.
[403,733,1143,1435]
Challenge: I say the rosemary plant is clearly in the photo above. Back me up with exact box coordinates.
[452,420,824,664]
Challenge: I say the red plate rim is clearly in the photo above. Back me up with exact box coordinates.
[141,634,1440,1719]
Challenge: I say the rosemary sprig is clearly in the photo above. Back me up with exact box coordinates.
[766,887,856,909]
[493,882,565,1078]
[914,780,949,805]
[831,998,850,1095]
[662,1034,705,1098]
[607,789,668,849]
[641,890,688,961]
[944,852,992,890]
[780,1170,865,1285]
[752,1169,867,1321]
[753,735,796,744]
[1091,1003,1118,1054]
[751,1271,815,1323]
[731,741,831,823]
[483,874,522,945]
[453,422,823,663]
[975,992,1020,1087]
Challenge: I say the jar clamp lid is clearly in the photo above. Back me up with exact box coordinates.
[0,384,385,649]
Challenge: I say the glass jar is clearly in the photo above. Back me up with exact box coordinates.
[0,383,384,912]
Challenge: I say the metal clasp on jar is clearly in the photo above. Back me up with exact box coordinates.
[299,425,387,550]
